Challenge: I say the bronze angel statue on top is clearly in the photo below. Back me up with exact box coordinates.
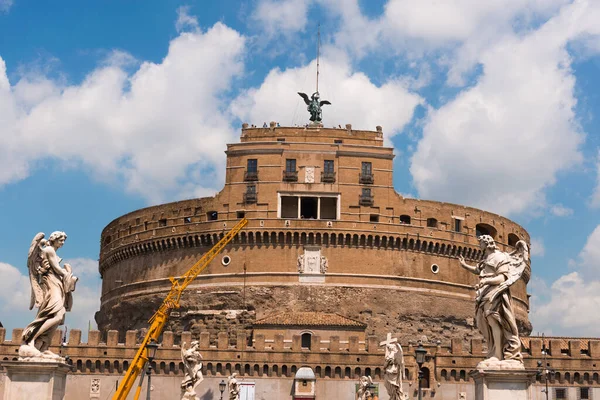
[458,235,529,369]
[298,91,331,123]
[19,231,78,361]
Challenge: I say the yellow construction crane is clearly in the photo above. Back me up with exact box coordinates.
[112,218,248,400]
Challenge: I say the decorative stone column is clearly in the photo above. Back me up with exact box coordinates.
[1,361,72,400]
[470,369,537,400]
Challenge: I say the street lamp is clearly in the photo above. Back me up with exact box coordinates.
[145,339,159,400]
[415,343,427,400]
[219,379,227,400]
[537,336,556,400]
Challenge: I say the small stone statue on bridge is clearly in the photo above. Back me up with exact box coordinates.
[380,333,408,400]
[181,341,203,399]
[228,373,240,400]
[357,375,374,400]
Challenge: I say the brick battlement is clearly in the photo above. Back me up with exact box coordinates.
[1,328,598,385]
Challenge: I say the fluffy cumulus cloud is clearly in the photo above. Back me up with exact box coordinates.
[410,1,600,216]
[0,0,12,13]
[530,238,545,257]
[0,259,100,339]
[531,225,600,336]
[230,53,423,138]
[252,0,312,37]
[0,22,245,204]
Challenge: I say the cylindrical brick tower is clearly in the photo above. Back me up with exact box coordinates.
[96,124,531,344]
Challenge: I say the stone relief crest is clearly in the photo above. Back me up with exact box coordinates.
[90,378,100,398]
[305,167,315,183]
[297,248,328,274]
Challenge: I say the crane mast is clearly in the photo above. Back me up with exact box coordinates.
[112,218,248,400]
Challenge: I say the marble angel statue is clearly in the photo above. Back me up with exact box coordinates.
[458,235,529,369]
[181,341,203,400]
[382,339,408,400]
[20,231,78,361]
[228,373,240,400]
[357,375,374,400]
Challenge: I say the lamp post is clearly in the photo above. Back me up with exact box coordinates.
[415,343,427,400]
[219,379,226,400]
[537,336,556,400]
[145,339,159,400]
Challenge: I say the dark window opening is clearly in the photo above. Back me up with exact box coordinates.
[236,211,245,219]
[281,196,299,218]
[245,159,258,181]
[580,387,590,399]
[399,215,411,224]
[144,221,148,230]
[360,188,373,206]
[420,367,430,388]
[360,162,373,184]
[454,219,462,233]
[301,333,311,349]
[427,218,438,228]
[184,217,192,224]
[322,160,336,183]
[158,219,167,227]
[207,211,218,221]
[244,185,257,203]
[286,159,296,172]
[508,233,520,247]
[334,139,343,144]
[370,214,379,223]
[301,197,318,219]
[320,197,337,220]
[194,207,202,215]
[554,388,566,399]
[476,223,497,238]
[135,218,140,225]
[277,138,285,142]
[104,236,111,245]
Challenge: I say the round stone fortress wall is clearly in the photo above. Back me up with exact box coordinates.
[97,196,532,344]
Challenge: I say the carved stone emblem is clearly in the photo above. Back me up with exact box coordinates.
[297,248,327,274]
[91,378,100,398]
[305,167,315,183]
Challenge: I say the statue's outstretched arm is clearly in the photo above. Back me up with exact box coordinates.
[458,255,478,274]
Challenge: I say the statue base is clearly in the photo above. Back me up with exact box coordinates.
[0,360,72,400]
[470,369,537,400]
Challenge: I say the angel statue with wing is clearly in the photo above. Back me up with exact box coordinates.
[298,91,331,123]
[181,341,203,400]
[19,231,78,361]
[380,333,408,400]
[357,375,374,400]
[459,235,529,369]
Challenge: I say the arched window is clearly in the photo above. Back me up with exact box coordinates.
[476,223,497,238]
[400,215,411,224]
[508,233,520,247]
[301,333,312,349]
[420,367,431,388]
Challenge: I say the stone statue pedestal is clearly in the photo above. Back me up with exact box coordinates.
[1,360,72,400]
[470,369,537,400]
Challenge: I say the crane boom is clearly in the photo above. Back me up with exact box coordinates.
[112,218,248,400]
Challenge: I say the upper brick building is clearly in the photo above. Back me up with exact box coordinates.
[96,123,531,346]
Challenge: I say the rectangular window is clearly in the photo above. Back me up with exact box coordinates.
[454,219,462,233]
[361,162,372,175]
[554,388,566,399]
[324,160,334,173]
[183,217,192,224]
[334,139,343,144]
[158,219,167,227]
[207,211,218,221]
[362,188,371,197]
[370,214,379,222]
[580,387,590,399]
[246,185,256,194]
[286,159,296,172]
[247,159,257,173]
[281,196,299,218]
[320,197,337,220]
[236,211,245,219]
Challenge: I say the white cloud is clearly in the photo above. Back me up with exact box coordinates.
[230,53,423,139]
[530,237,545,257]
[0,259,100,339]
[590,149,600,208]
[409,0,600,216]
[530,225,600,336]
[252,0,312,37]
[0,0,12,13]
[0,22,245,204]
[550,203,574,217]
[175,5,199,33]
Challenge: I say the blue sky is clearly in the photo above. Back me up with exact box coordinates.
[1,0,600,339]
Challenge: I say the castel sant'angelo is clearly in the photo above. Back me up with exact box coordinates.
[1,116,598,399]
